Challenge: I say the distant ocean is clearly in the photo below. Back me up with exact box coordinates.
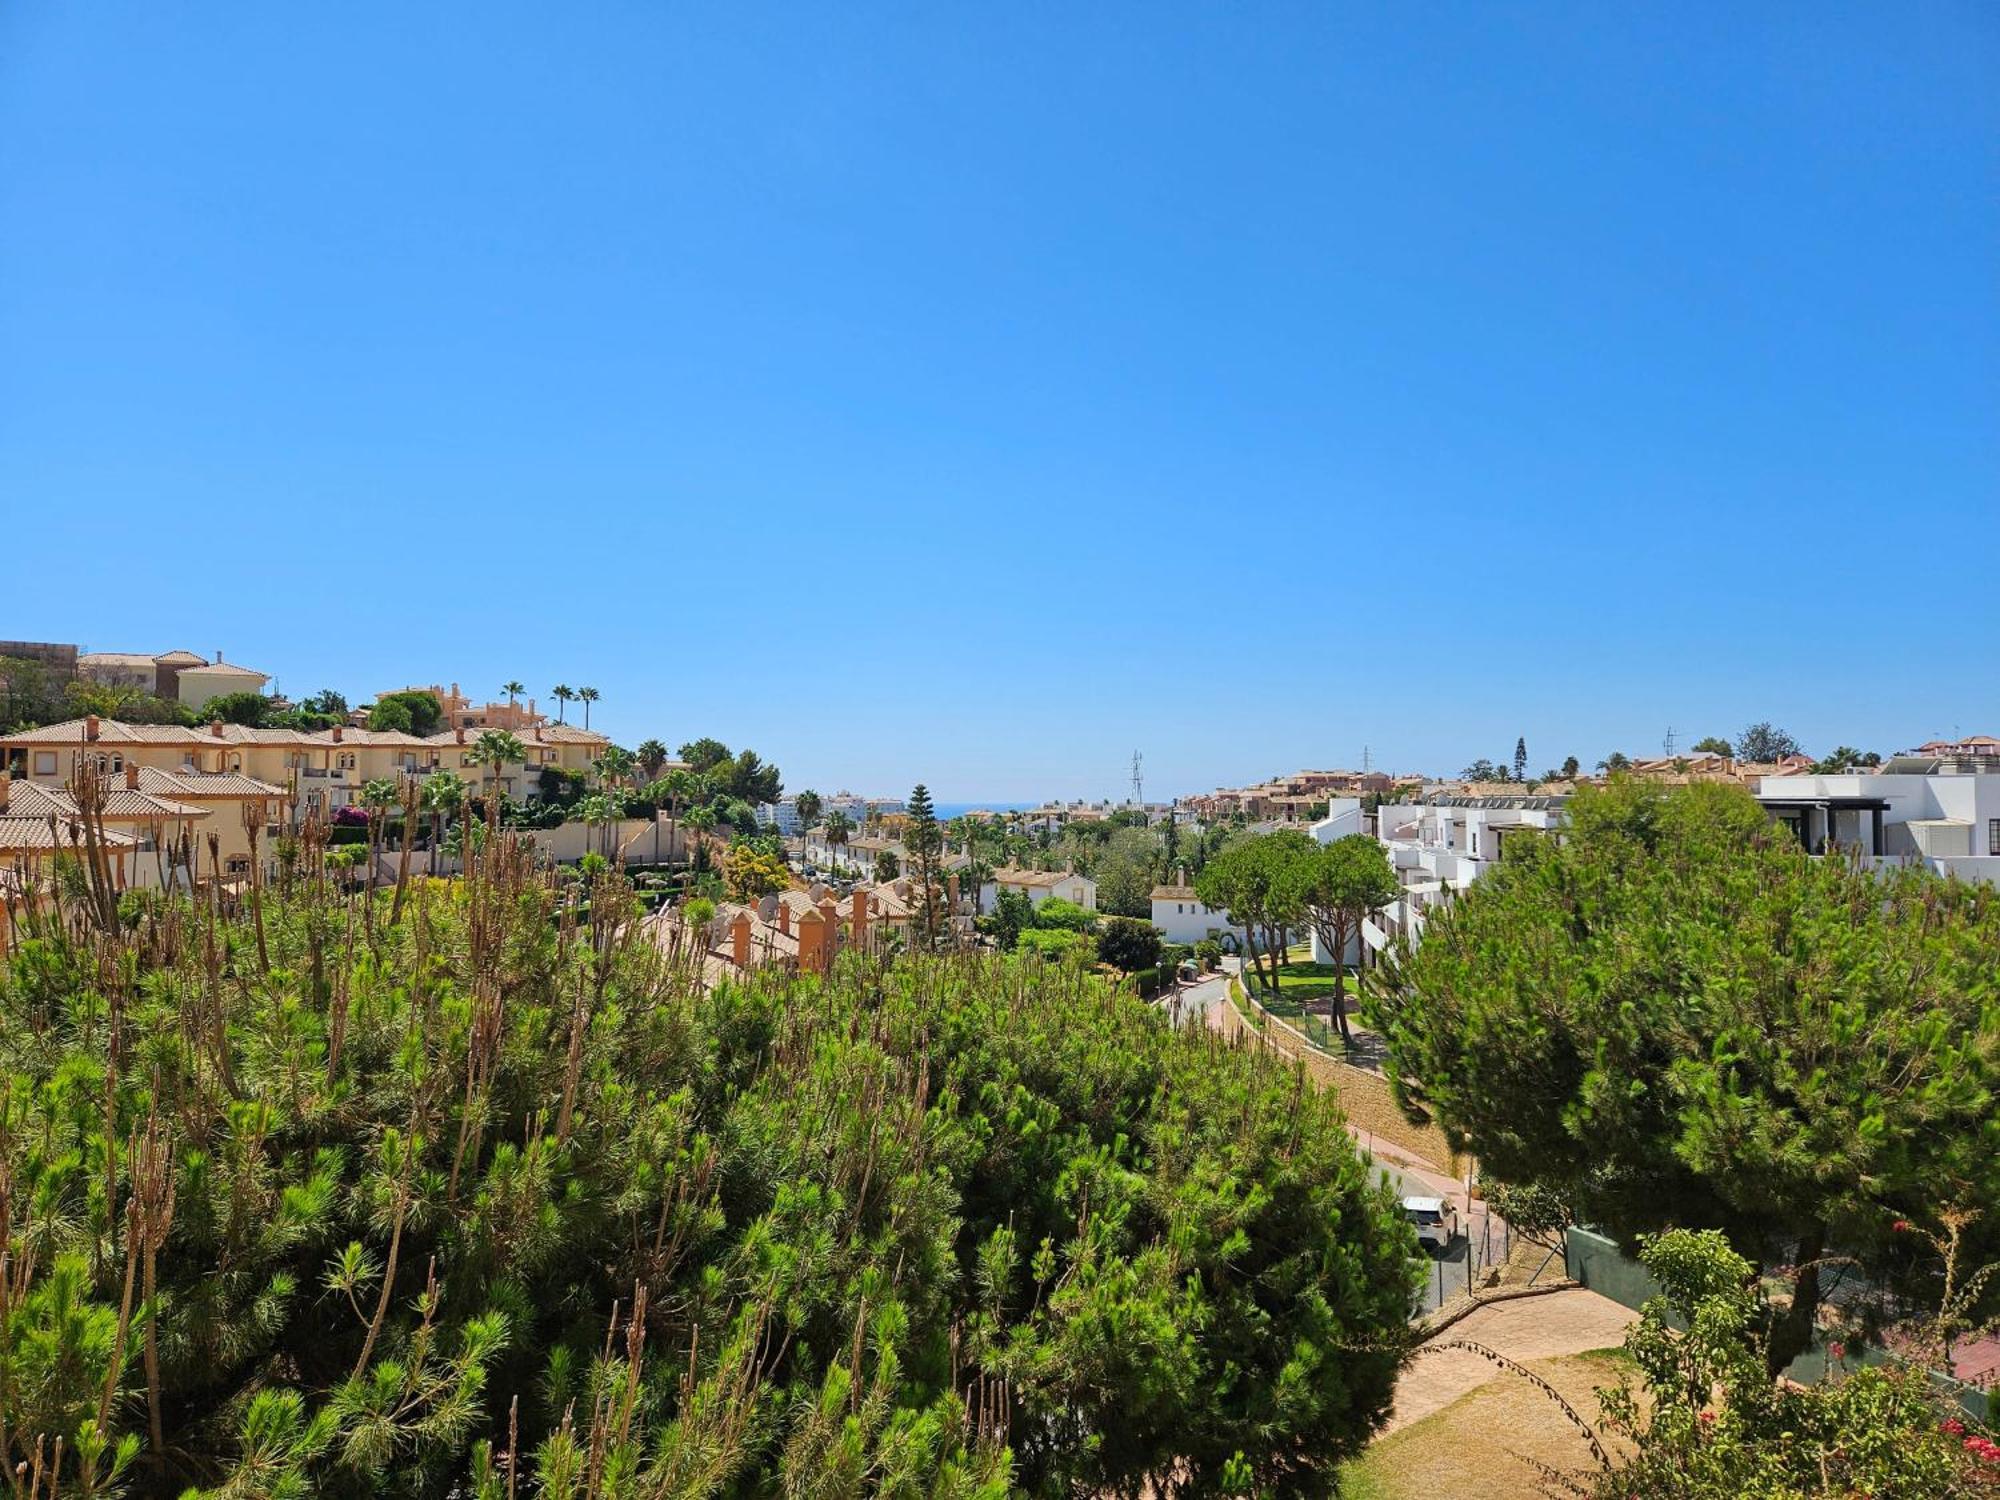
[931,802,1033,820]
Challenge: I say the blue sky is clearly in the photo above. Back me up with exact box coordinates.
[3,4,1994,802]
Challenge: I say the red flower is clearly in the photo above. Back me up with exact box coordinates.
[1942,1417,1965,1436]
[1891,1218,1912,1232]
[1966,1434,2000,1463]
[1697,1410,1715,1428]
[1827,1341,1845,1360]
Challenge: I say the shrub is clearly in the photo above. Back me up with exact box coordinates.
[1098,915,1163,972]
[1017,925,1096,963]
[1030,896,1098,932]
[0,843,1416,1495]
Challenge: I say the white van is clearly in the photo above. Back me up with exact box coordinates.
[1402,1196,1457,1253]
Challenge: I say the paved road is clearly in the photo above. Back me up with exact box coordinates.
[1155,972,1231,1029]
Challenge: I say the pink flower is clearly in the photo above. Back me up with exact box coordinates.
[1828,1341,1845,1360]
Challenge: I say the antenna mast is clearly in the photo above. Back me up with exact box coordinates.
[1663,726,1678,757]
[1130,750,1144,807]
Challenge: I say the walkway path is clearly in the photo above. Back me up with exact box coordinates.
[1385,1289,1637,1434]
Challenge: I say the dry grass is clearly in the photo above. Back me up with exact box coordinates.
[1345,1349,1635,1500]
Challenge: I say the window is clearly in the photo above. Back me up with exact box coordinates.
[33,751,56,776]
[461,754,474,767]
[1990,818,2000,857]
[228,754,242,772]
[337,752,356,770]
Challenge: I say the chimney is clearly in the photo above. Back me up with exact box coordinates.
[776,901,790,937]
[455,727,466,745]
[125,763,139,790]
[0,772,10,813]
[211,719,224,738]
[797,903,828,972]
[85,714,100,740]
[331,725,343,743]
[851,888,869,950]
[729,911,753,969]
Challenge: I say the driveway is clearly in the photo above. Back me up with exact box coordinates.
[1154,972,1230,1029]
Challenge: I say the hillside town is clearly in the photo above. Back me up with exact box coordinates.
[4,6,1993,1491]
[7,629,1998,1499]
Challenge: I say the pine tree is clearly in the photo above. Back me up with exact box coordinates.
[906,783,944,950]
[1512,736,1527,782]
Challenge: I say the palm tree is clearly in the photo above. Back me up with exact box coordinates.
[655,767,697,868]
[572,792,615,861]
[793,789,822,864]
[551,685,575,724]
[502,680,525,713]
[824,809,853,874]
[684,804,717,873]
[592,745,635,791]
[359,777,400,898]
[422,771,463,874]
[635,738,669,781]
[469,729,528,810]
[578,687,599,730]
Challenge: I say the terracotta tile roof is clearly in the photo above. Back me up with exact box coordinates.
[302,728,436,748]
[992,866,1082,889]
[135,766,284,799]
[77,651,162,669]
[0,719,203,746]
[6,781,208,822]
[1150,884,1198,901]
[175,661,266,678]
[0,815,138,851]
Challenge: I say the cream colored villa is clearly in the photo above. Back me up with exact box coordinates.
[0,715,612,821]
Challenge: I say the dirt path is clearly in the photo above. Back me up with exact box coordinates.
[1384,1289,1637,1434]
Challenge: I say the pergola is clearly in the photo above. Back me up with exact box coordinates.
[1758,795,1891,856]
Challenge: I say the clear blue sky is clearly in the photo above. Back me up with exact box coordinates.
[4,4,1994,801]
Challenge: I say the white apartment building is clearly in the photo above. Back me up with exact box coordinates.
[1148,876,1245,946]
[1313,791,1568,957]
[1755,754,2000,884]
[980,867,1097,911]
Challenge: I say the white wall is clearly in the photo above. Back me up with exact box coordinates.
[1150,896,1244,946]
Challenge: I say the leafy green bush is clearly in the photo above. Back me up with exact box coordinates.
[1016,925,1096,962]
[1029,896,1098,932]
[0,845,1416,1494]
[1097,915,1163,972]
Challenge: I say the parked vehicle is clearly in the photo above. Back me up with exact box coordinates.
[1401,1195,1457,1253]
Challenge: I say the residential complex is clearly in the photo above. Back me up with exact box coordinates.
[1181,768,1403,824]
[1,641,274,711]
[0,714,611,880]
[367,682,549,732]
[1309,738,2000,964]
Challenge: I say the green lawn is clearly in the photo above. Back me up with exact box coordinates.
[1248,955,1360,1052]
